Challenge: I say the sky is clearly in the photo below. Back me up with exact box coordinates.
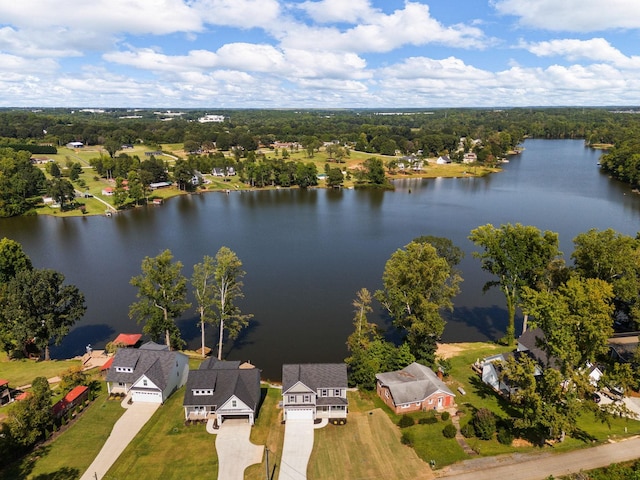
[0,0,639,108]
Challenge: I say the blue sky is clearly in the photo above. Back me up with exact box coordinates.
[0,0,639,108]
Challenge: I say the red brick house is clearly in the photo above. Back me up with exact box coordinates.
[375,362,455,414]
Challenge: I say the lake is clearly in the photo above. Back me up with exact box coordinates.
[1,139,639,379]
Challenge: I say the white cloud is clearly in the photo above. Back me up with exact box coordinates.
[193,0,281,29]
[521,38,640,69]
[492,0,640,32]
[297,0,374,23]
[280,2,488,52]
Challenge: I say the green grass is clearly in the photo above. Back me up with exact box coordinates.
[105,386,217,479]
[246,386,285,480]
[307,390,433,480]
[1,383,126,479]
[0,352,81,387]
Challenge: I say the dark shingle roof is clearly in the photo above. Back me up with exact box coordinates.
[182,362,261,409]
[282,363,347,393]
[375,362,454,405]
[106,347,184,389]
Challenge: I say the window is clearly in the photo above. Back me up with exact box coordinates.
[303,395,311,403]
[334,389,341,396]
[288,395,296,403]
[143,379,148,387]
[321,389,328,397]
[232,400,237,407]
[384,390,389,399]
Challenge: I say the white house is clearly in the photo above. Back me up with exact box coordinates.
[182,358,261,425]
[282,363,348,422]
[105,342,189,404]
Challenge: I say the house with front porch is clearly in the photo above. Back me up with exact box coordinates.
[375,362,455,414]
[105,342,188,404]
[182,358,261,425]
[282,363,348,422]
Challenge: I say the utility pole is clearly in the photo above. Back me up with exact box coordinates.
[265,446,270,480]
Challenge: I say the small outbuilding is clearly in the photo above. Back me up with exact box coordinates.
[0,379,12,405]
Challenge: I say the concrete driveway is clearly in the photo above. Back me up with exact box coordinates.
[279,419,315,480]
[214,419,264,480]
[80,400,159,480]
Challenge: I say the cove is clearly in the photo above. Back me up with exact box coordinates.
[1,139,639,380]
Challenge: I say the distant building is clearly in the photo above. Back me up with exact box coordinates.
[67,141,84,148]
[198,114,225,123]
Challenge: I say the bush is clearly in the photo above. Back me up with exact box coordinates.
[398,414,415,428]
[442,423,457,438]
[401,431,414,446]
[418,416,438,425]
[461,422,476,438]
[473,408,496,441]
[441,411,450,421]
[497,427,514,445]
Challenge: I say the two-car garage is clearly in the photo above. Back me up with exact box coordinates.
[131,389,163,404]
[284,407,314,421]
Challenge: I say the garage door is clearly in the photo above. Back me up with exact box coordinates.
[131,390,162,404]
[286,408,314,421]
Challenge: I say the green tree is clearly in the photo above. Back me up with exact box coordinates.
[209,247,252,360]
[346,288,377,352]
[191,255,218,358]
[345,337,414,389]
[7,377,53,446]
[46,177,75,210]
[129,250,191,350]
[59,365,88,393]
[375,241,461,364]
[469,223,561,344]
[103,138,121,158]
[69,162,83,181]
[0,238,32,283]
[572,228,640,325]
[326,167,344,188]
[1,268,86,359]
[413,235,464,271]
[521,277,614,374]
[363,157,387,186]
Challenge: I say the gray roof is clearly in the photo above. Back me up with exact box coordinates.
[139,341,170,351]
[282,363,347,393]
[518,328,559,369]
[375,362,454,405]
[183,360,261,409]
[106,347,185,390]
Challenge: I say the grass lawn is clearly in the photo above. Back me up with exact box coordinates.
[105,386,217,479]
[0,352,81,387]
[0,383,125,479]
[307,390,434,480]
[246,386,285,480]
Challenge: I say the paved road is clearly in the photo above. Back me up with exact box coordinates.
[436,436,640,480]
[213,419,264,480]
[79,400,159,480]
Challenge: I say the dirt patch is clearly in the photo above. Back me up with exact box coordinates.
[512,438,533,448]
[436,343,479,359]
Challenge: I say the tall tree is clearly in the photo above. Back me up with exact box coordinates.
[572,228,640,325]
[346,288,377,352]
[1,268,86,359]
[129,250,190,350]
[375,240,461,364]
[210,247,252,360]
[7,377,53,446]
[469,223,560,344]
[191,255,218,358]
[46,177,75,210]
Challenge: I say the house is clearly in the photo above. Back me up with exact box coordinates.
[282,363,348,422]
[101,187,114,196]
[436,155,451,164]
[375,362,455,413]
[463,152,477,163]
[182,358,261,425]
[105,342,189,404]
[0,379,12,405]
[52,385,89,418]
[67,141,84,148]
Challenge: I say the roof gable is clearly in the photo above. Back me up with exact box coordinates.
[183,363,260,409]
[106,347,186,389]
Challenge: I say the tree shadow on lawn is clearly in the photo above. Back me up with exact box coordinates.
[31,467,81,480]
[467,375,522,419]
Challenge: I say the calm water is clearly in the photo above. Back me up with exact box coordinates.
[1,139,639,379]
